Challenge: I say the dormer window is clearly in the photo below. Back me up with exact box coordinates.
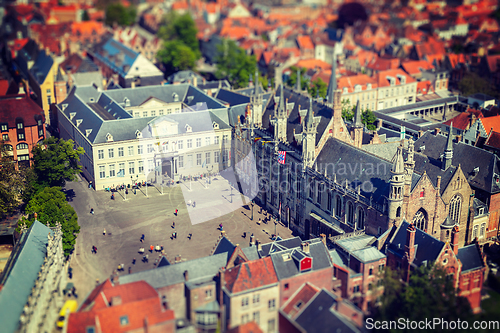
[17,122,23,130]
[397,74,406,85]
[367,83,372,90]
[70,112,76,120]
[354,84,362,92]
[89,98,95,103]
[124,97,130,107]
[478,207,485,215]
[85,129,92,137]
[172,92,179,102]
[62,103,68,111]
[185,124,192,133]
[135,130,142,139]
[106,133,113,142]
[76,119,83,127]
[212,122,219,129]
[343,87,348,94]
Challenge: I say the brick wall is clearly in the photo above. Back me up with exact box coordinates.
[278,268,333,306]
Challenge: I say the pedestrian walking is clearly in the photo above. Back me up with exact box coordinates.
[174,232,177,239]
[145,254,148,262]
[90,208,94,215]
[141,234,145,243]
[175,209,178,216]
[150,245,154,252]
[193,201,196,208]
[188,233,192,240]
[243,232,246,238]
[128,267,131,274]
[161,245,164,251]
[172,221,175,228]
[96,278,100,285]
[132,258,136,265]
[103,228,106,236]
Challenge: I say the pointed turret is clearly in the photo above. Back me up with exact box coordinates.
[388,143,405,227]
[442,122,454,170]
[327,52,338,105]
[354,99,363,128]
[305,97,314,130]
[254,69,261,95]
[391,144,405,175]
[296,68,301,92]
[278,83,285,115]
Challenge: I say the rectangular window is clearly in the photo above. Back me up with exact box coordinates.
[197,153,202,165]
[317,183,323,204]
[205,289,212,299]
[128,146,134,156]
[196,138,201,147]
[17,122,23,129]
[223,150,228,163]
[129,162,135,175]
[223,135,228,144]
[151,110,156,116]
[178,140,183,150]
[215,136,220,145]
[147,144,154,153]
[138,145,144,155]
[109,164,115,177]
[47,95,51,104]
[187,139,193,149]
[241,314,249,324]
[327,191,332,212]
[205,137,210,146]
[480,223,486,237]
[108,149,114,158]
[18,133,25,140]
[1,124,7,131]
[268,299,276,310]
[253,294,260,304]
[205,152,211,165]
[138,161,144,173]
[134,112,140,117]
[148,159,154,172]
[39,129,43,137]
[143,111,148,117]
[379,264,385,272]
[353,285,360,293]
[268,319,276,333]
[118,163,125,176]
[118,147,124,157]
[159,109,164,115]
[214,151,220,163]
[46,88,51,94]
[253,311,260,324]
[99,165,105,178]
[178,156,184,168]
[242,297,249,308]
[98,149,104,159]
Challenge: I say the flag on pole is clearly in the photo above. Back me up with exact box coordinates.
[277,151,286,164]
[279,202,281,216]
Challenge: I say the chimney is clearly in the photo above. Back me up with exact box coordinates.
[192,75,198,87]
[434,128,440,135]
[174,254,182,263]
[131,81,136,89]
[418,130,424,138]
[320,233,326,245]
[455,135,461,142]
[183,270,189,281]
[257,239,262,251]
[405,223,416,263]
[301,242,310,253]
[436,175,441,192]
[451,225,459,255]
[377,119,383,130]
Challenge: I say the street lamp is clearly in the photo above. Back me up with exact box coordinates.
[274,217,278,240]
[251,200,254,221]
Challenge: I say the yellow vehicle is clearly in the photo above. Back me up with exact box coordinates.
[56,300,78,328]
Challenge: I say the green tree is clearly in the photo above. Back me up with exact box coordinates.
[0,141,23,217]
[215,39,257,88]
[32,137,84,189]
[82,10,90,21]
[362,109,377,130]
[105,3,136,27]
[371,264,473,333]
[458,72,498,98]
[287,66,308,89]
[157,40,197,72]
[158,11,200,59]
[17,187,80,255]
[341,99,354,121]
[309,78,328,99]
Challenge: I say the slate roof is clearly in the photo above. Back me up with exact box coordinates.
[473,198,488,217]
[264,86,333,147]
[29,49,54,84]
[387,220,445,266]
[269,240,332,280]
[0,221,53,333]
[329,249,348,268]
[215,88,250,106]
[316,138,421,205]
[351,247,386,263]
[293,290,361,333]
[90,35,139,77]
[119,252,228,288]
[457,244,485,273]
[0,94,45,127]
[258,236,303,257]
[211,236,260,263]
[415,131,500,194]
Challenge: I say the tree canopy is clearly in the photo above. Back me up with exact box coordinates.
[17,187,80,255]
[215,39,257,88]
[341,99,378,130]
[309,78,328,99]
[458,72,499,98]
[371,265,474,333]
[286,66,309,89]
[157,40,197,72]
[105,3,136,27]
[32,137,85,189]
[0,142,23,217]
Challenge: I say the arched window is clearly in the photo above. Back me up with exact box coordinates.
[412,209,427,231]
[346,201,354,225]
[4,144,13,151]
[335,195,342,218]
[357,207,365,229]
[449,195,462,224]
[16,143,29,150]
[396,206,401,217]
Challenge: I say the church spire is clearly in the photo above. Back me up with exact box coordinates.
[306,97,314,130]
[327,52,338,104]
[296,68,301,92]
[442,122,454,170]
[354,99,363,128]
[254,68,261,95]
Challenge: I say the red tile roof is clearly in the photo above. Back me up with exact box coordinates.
[443,108,483,130]
[224,257,278,294]
[294,59,331,71]
[296,35,314,50]
[0,94,45,127]
[338,74,377,93]
[417,80,433,95]
[68,280,175,333]
[485,131,500,149]
[480,115,500,135]
[227,321,264,333]
[281,282,320,319]
[401,60,434,76]
[376,69,415,87]
[366,57,400,72]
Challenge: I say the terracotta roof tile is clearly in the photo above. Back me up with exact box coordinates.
[294,59,331,71]
[401,60,434,76]
[338,74,377,93]
[296,35,314,50]
[485,131,500,149]
[224,257,278,294]
[227,321,264,333]
[376,69,415,87]
[0,94,45,127]
[443,108,483,130]
[480,115,500,135]
[281,283,320,319]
